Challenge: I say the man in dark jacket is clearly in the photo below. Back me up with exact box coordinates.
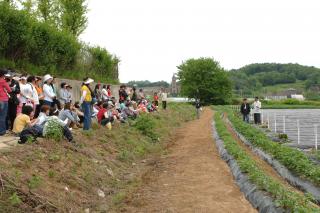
[240,98,250,123]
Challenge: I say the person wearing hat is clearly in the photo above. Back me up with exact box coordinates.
[5,72,20,130]
[80,77,94,130]
[43,74,56,107]
[0,69,12,135]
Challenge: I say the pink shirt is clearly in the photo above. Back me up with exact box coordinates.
[0,78,11,101]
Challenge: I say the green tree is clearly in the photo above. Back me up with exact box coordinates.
[36,0,60,26]
[59,0,88,37]
[177,58,232,104]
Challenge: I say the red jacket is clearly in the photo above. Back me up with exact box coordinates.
[0,78,11,101]
[97,108,107,123]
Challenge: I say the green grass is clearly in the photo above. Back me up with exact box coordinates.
[214,111,319,212]
[0,103,196,212]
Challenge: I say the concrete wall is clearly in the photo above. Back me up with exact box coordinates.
[54,78,120,102]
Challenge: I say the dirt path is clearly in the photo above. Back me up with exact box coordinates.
[124,108,256,213]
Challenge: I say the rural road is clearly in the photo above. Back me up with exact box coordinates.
[125,108,256,212]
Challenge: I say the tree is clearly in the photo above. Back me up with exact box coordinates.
[36,0,60,26]
[177,58,232,104]
[59,0,88,37]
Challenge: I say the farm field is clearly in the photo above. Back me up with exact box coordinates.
[262,109,320,147]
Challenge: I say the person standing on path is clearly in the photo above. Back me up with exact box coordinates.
[195,99,201,119]
[240,98,251,123]
[80,77,94,130]
[0,69,11,135]
[252,97,261,124]
[160,88,168,110]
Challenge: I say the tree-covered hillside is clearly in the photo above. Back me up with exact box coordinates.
[229,63,320,95]
[0,1,119,83]
[126,80,170,88]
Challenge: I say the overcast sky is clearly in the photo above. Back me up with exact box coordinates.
[80,0,320,83]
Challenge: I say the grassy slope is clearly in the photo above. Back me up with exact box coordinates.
[0,103,195,212]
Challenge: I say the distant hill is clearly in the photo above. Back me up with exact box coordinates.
[229,63,320,96]
[126,80,170,88]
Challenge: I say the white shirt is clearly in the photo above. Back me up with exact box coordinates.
[19,83,30,104]
[43,84,55,102]
[252,101,262,114]
[160,92,168,101]
[101,88,109,100]
[20,83,39,104]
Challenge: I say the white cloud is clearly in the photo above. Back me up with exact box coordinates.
[80,0,320,82]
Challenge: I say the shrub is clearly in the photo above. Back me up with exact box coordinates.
[133,114,158,141]
[44,120,64,142]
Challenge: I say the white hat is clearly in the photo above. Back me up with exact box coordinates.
[20,76,27,81]
[43,74,53,83]
[84,78,94,84]
[13,76,20,81]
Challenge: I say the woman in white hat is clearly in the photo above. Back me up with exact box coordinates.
[80,77,94,130]
[43,74,56,107]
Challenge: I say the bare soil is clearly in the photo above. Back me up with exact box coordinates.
[123,108,256,213]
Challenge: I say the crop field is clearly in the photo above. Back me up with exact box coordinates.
[262,109,320,147]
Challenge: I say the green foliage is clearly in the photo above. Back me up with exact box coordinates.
[9,192,22,206]
[44,120,64,141]
[214,112,318,212]
[28,174,42,189]
[48,170,56,178]
[177,57,232,104]
[230,63,320,96]
[278,133,288,140]
[222,106,320,186]
[59,0,88,37]
[133,114,158,140]
[0,1,119,83]
[126,80,170,88]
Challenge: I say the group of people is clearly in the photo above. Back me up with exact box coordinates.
[0,69,169,144]
[240,97,262,124]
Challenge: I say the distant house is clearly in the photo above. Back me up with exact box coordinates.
[289,94,305,100]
